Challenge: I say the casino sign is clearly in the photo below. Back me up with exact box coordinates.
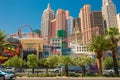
[1,38,22,60]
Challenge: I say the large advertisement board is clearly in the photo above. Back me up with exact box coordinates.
[0,38,21,63]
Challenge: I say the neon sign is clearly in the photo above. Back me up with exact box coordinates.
[2,38,21,57]
[3,45,19,57]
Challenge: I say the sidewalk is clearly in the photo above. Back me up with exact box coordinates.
[16,76,120,79]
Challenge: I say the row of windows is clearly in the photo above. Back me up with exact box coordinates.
[77,49,89,52]
[52,43,61,45]
[52,39,60,42]
[77,47,88,52]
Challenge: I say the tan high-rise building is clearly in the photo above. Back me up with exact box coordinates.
[56,9,69,48]
[50,19,56,38]
[41,3,54,41]
[102,0,118,29]
[79,4,92,45]
[56,9,69,30]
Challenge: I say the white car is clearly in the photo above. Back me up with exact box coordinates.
[50,68,61,73]
[0,70,15,80]
[104,68,120,75]
[4,67,15,73]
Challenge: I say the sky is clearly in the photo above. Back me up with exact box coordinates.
[0,0,120,34]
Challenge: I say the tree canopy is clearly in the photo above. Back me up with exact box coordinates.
[4,55,24,68]
[27,54,38,68]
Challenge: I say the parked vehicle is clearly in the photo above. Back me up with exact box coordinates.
[50,68,60,73]
[4,67,15,73]
[61,66,82,73]
[0,70,15,80]
[50,65,90,73]
[0,72,5,80]
[104,68,120,75]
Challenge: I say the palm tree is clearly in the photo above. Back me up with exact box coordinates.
[58,56,72,76]
[88,35,111,76]
[38,58,49,75]
[105,27,120,76]
[73,55,94,77]
[47,55,59,68]
[0,30,6,55]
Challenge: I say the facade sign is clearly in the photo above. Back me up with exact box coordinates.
[2,38,21,58]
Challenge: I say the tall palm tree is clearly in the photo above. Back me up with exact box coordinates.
[58,56,72,76]
[105,27,120,76]
[0,30,7,55]
[73,55,94,77]
[88,35,111,76]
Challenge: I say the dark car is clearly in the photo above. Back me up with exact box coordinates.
[61,66,82,73]
[0,72,5,80]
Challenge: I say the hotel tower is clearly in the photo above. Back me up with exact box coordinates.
[41,3,55,42]
[102,0,118,29]
[79,4,92,45]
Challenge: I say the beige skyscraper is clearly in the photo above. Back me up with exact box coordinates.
[56,9,69,47]
[41,3,54,41]
[56,9,69,30]
[102,0,118,29]
[79,4,92,45]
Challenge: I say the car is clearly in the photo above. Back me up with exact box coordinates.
[105,68,120,74]
[50,68,61,73]
[4,67,15,73]
[0,70,15,80]
[0,72,5,80]
[51,66,82,73]
[61,66,82,73]
[103,68,120,75]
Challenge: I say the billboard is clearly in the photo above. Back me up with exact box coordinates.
[2,38,21,59]
[62,48,71,55]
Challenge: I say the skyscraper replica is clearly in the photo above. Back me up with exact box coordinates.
[50,19,56,38]
[56,9,69,47]
[102,0,118,29]
[91,11,104,38]
[41,3,55,43]
[79,4,92,45]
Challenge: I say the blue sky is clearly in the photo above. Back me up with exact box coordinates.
[0,0,120,34]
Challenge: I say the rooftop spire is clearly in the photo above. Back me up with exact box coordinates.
[47,3,51,9]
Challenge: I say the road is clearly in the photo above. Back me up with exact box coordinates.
[16,77,120,80]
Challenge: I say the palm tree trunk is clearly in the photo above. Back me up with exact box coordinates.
[96,58,103,76]
[112,49,119,76]
[81,65,85,77]
[111,38,119,76]
[65,64,68,76]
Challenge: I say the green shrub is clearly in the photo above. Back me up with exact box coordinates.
[58,72,65,76]
[39,74,48,77]
[68,73,80,77]
[48,73,57,77]
[28,74,37,77]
